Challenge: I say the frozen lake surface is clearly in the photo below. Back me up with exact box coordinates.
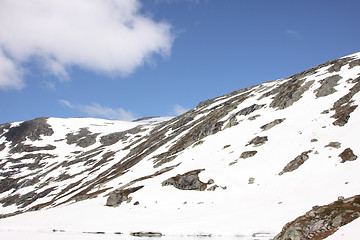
[0,230,274,240]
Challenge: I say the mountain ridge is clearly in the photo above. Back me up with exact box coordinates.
[1,52,360,239]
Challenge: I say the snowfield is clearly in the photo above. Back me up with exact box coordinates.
[0,52,360,239]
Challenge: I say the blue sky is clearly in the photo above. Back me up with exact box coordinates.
[0,0,359,124]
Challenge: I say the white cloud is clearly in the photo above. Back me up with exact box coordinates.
[0,0,174,90]
[286,30,302,39]
[0,49,24,90]
[59,99,137,121]
[172,104,189,116]
[58,99,74,109]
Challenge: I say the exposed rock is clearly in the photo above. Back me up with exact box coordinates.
[325,142,341,149]
[331,77,360,126]
[240,151,257,159]
[327,57,354,73]
[248,177,255,184]
[9,143,56,154]
[106,186,144,207]
[248,114,260,121]
[260,78,314,110]
[315,75,342,98]
[130,231,162,237]
[4,118,54,145]
[279,150,312,175]
[66,128,99,148]
[237,104,266,116]
[311,138,318,142]
[162,169,208,191]
[349,59,360,69]
[0,177,20,194]
[0,143,6,151]
[272,194,360,240]
[246,136,268,147]
[339,148,357,163]
[261,118,286,131]
[100,126,144,146]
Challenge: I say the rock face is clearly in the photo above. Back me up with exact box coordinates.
[240,151,257,159]
[106,186,144,206]
[261,118,286,131]
[3,117,54,145]
[272,195,360,240]
[246,136,268,147]
[66,128,99,148]
[162,169,208,191]
[315,75,342,98]
[339,148,357,163]
[279,150,312,175]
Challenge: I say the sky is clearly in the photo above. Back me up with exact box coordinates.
[0,0,359,124]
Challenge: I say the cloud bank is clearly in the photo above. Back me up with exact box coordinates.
[59,99,137,121]
[0,0,174,90]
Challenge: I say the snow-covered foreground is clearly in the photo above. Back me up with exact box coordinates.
[1,52,360,239]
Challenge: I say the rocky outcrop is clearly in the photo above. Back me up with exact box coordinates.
[162,169,209,191]
[325,142,341,149]
[339,148,357,163]
[8,143,56,154]
[331,77,360,126]
[279,150,312,175]
[315,75,342,98]
[246,136,268,147]
[259,78,314,110]
[240,151,257,159]
[272,194,360,240]
[3,118,54,146]
[66,128,99,148]
[130,231,162,237]
[106,186,144,207]
[100,126,144,146]
[261,118,286,131]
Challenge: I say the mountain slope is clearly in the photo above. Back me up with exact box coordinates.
[0,52,360,238]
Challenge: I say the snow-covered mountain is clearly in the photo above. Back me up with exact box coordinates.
[1,52,360,239]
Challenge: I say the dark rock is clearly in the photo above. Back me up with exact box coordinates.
[237,104,266,116]
[272,80,314,110]
[66,128,99,148]
[339,148,357,163]
[349,59,360,69]
[106,186,144,207]
[272,194,360,240]
[130,231,162,237]
[100,126,144,146]
[248,114,260,121]
[279,150,312,175]
[325,142,341,149]
[246,136,268,147]
[4,118,54,145]
[9,143,56,154]
[0,177,20,194]
[0,143,6,151]
[162,169,208,191]
[331,76,360,126]
[327,57,354,73]
[240,151,257,159]
[261,118,286,131]
[259,78,314,110]
[248,177,255,184]
[315,75,342,98]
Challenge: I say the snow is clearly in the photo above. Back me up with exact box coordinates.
[0,52,360,239]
